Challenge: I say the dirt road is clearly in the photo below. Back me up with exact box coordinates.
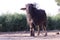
[0,31,60,40]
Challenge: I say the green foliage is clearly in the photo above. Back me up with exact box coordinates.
[0,12,60,32]
[47,13,60,30]
[55,0,60,3]
[55,0,60,6]
[55,13,60,30]
[47,16,55,30]
[0,12,28,32]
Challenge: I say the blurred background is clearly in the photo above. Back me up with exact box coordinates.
[0,0,60,32]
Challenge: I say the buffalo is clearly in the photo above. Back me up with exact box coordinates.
[20,3,47,36]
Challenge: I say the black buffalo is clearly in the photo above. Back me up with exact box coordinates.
[21,4,47,36]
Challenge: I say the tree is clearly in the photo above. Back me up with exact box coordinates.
[55,13,60,30]
[55,0,60,6]
[55,0,60,14]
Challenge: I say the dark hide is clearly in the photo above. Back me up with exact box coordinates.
[21,4,47,36]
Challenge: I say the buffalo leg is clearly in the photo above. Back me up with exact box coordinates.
[30,23,35,36]
[43,23,47,36]
[44,26,47,36]
[37,25,40,36]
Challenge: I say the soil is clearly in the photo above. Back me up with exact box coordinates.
[0,31,60,40]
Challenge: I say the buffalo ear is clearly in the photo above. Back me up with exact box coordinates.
[20,8,26,10]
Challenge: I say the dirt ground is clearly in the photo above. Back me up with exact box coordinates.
[0,31,60,40]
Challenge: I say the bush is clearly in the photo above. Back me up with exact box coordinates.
[0,12,60,32]
[0,13,28,32]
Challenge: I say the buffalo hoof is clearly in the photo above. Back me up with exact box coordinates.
[30,33,35,37]
[30,35,35,37]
